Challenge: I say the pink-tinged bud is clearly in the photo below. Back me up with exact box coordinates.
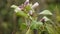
[19,4,24,10]
[24,0,29,5]
[40,18,45,23]
[32,2,39,9]
[40,16,50,22]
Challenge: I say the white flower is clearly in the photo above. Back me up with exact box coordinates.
[26,0,29,2]
[32,2,39,9]
[14,7,21,13]
[11,5,22,13]
[19,4,24,10]
[24,0,29,5]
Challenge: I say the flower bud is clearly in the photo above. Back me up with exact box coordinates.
[40,16,50,22]
[40,18,45,24]
[19,4,24,10]
[24,0,29,5]
[32,2,39,9]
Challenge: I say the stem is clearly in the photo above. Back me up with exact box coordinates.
[33,29,38,34]
[41,20,45,34]
[26,28,30,34]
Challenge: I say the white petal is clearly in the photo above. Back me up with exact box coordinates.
[14,7,21,13]
[32,2,39,8]
[26,0,29,2]
[24,0,29,5]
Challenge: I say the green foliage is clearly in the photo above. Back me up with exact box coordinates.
[0,0,60,34]
[20,23,27,30]
[25,5,31,11]
[39,10,53,15]
[46,23,59,34]
[30,21,43,29]
[16,11,28,18]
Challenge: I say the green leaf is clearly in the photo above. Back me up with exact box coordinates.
[16,11,28,18]
[39,10,53,15]
[46,23,59,34]
[18,17,24,25]
[20,23,27,30]
[30,21,43,29]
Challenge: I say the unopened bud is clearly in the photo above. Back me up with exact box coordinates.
[40,18,45,24]
[19,4,24,10]
[32,2,39,9]
[24,0,29,5]
[40,16,50,22]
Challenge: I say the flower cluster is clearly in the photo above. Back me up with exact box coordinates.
[11,0,39,16]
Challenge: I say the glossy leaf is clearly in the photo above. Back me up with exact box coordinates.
[39,10,53,15]
[16,11,28,18]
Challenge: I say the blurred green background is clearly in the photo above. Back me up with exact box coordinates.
[0,0,60,34]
